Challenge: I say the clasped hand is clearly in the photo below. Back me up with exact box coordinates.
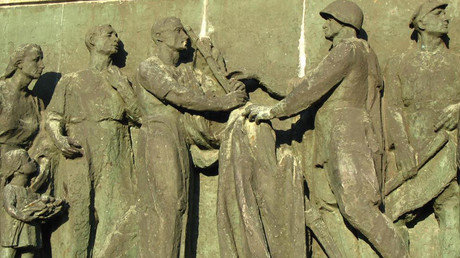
[242,105,274,124]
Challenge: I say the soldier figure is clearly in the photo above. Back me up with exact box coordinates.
[384,1,460,257]
[245,1,409,257]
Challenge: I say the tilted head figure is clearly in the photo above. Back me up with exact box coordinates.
[410,0,449,36]
[85,24,120,55]
[151,17,189,51]
[1,44,44,80]
[320,0,363,39]
[1,149,37,185]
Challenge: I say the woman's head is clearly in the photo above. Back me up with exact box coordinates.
[1,44,44,80]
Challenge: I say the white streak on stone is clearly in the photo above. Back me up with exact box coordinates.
[57,4,64,71]
[199,0,209,39]
[298,0,307,78]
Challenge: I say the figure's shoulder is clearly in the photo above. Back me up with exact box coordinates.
[3,184,20,197]
[139,56,163,70]
[340,38,380,57]
[334,38,357,51]
[138,56,171,79]
[59,70,86,83]
[48,71,84,100]
[330,38,368,60]
[57,70,96,89]
[385,48,417,72]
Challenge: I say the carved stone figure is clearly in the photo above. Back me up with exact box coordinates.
[136,17,247,257]
[1,149,63,258]
[0,44,45,155]
[0,43,54,256]
[384,1,460,256]
[45,24,140,258]
[245,1,409,257]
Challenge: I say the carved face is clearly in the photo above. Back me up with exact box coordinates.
[420,7,449,35]
[19,153,37,175]
[92,26,120,55]
[322,17,343,40]
[18,47,44,79]
[160,20,189,51]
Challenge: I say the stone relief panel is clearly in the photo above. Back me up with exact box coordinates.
[0,0,459,257]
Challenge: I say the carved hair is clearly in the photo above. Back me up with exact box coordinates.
[1,44,42,80]
[151,17,182,44]
[0,149,30,185]
[85,24,114,51]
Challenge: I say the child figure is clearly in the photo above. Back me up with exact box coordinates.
[0,149,64,258]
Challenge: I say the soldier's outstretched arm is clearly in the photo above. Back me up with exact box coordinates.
[274,42,353,117]
[244,42,353,123]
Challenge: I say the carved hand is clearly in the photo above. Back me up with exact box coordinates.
[434,103,460,131]
[229,79,246,92]
[57,136,83,158]
[219,90,248,111]
[105,66,135,98]
[243,105,275,124]
[20,209,39,223]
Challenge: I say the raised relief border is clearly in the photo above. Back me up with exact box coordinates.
[0,0,131,6]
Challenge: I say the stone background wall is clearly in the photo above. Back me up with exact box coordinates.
[0,0,458,256]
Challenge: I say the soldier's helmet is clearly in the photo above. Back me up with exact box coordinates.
[320,0,364,32]
[410,0,448,29]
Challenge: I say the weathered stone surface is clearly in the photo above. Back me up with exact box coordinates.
[0,0,459,257]
[383,2,460,257]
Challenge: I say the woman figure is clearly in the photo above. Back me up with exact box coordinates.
[0,44,45,156]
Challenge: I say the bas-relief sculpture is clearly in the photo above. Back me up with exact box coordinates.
[245,1,408,257]
[1,149,64,258]
[45,24,141,258]
[0,0,459,258]
[0,44,64,257]
[384,1,460,257]
[136,17,247,257]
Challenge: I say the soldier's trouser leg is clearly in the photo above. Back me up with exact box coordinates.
[137,124,189,258]
[328,149,409,258]
[311,165,361,258]
[335,192,409,258]
[433,180,460,258]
